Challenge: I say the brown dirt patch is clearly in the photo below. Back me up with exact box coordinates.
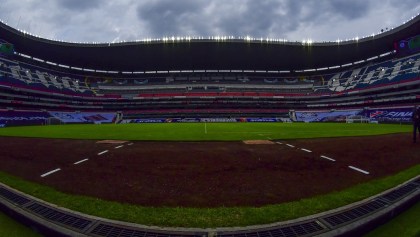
[243,140,275,144]
[96,140,128,144]
[0,134,418,208]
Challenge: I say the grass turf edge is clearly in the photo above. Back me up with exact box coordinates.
[363,201,420,237]
[0,211,44,237]
[0,164,419,228]
[0,123,412,141]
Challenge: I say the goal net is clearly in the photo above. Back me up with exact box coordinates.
[345,115,371,123]
[44,117,63,125]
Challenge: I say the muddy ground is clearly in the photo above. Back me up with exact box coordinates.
[0,134,418,208]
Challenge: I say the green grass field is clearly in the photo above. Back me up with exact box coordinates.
[0,122,412,140]
[364,202,420,237]
[0,166,419,228]
[0,122,418,230]
[0,212,43,237]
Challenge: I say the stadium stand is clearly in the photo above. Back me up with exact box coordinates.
[0,57,93,95]
[1,52,419,114]
[0,13,419,237]
[0,15,419,121]
[325,53,420,92]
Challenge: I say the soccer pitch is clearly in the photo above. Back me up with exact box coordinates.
[0,122,418,228]
[0,122,412,141]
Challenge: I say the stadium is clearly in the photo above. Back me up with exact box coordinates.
[0,4,419,237]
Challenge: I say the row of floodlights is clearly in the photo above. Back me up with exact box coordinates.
[16,50,395,75]
[0,13,418,45]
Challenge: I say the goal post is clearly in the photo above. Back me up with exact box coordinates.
[345,115,371,123]
[44,117,63,125]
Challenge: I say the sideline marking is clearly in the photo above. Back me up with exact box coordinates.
[98,150,109,156]
[74,159,89,165]
[301,148,312,153]
[286,144,295,148]
[348,166,370,175]
[115,145,124,149]
[41,168,61,178]
[320,155,336,162]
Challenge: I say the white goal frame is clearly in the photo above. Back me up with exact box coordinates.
[345,116,371,123]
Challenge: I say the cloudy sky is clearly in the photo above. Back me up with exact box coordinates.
[0,0,419,43]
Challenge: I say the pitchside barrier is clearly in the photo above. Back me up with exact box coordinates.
[125,117,292,123]
[0,176,418,237]
[1,106,416,126]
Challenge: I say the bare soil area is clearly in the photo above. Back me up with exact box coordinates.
[0,134,418,208]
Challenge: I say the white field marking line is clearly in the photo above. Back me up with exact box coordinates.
[320,155,336,162]
[127,143,133,146]
[348,166,370,175]
[276,142,283,145]
[301,148,312,153]
[286,144,295,148]
[73,159,89,165]
[115,145,124,149]
[221,132,272,134]
[40,168,61,178]
[204,122,207,134]
[98,150,109,156]
[267,137,272,140]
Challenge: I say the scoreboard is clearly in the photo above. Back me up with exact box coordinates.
[0,42,14,55]
[396,34,420,55]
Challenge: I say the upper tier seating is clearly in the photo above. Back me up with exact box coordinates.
[0,57,94,96]
[325,53,420,92]
[0,52,419,113]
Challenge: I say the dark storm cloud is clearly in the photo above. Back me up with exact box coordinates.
[135,0,377,39]
[330,0,370,19]
[210,0,295,37]
[136,0,302,37]
[0,0,418,42]
[56,0,102,11]
[136,0,203,36]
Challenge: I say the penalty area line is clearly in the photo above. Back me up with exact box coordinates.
[40,168,61,178]
[98,150,109,156]
[73,159,89,165]
[320,155,336,162]
[348,166,370,175]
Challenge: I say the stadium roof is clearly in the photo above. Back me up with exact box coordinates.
[0,15,419,73]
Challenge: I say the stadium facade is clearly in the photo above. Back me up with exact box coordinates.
[0,14,419,237]
[0,15,419,125]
